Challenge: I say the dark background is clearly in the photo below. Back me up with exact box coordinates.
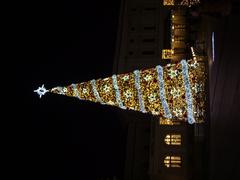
[17,0,126,179]
[12,0,240,179]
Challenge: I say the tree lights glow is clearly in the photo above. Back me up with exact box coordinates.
[35,59,207,124]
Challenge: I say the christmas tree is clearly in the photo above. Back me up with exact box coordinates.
[34,59,207,124]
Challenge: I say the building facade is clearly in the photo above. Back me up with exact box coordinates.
[113,0,206,180]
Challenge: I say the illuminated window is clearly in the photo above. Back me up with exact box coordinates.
[159,117,180,125]
[163,0,174,6]
[164,156,181,168]
[162,49,174,59]
[164,134,181,145]
[175,36,185,41]
[174,24,186,29]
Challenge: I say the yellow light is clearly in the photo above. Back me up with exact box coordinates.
[163,0,174,6]
[164,156,181,168]
[172,15,174,18]
[164,134,181,145]
[51,59,207,124]
[162,49,173,59]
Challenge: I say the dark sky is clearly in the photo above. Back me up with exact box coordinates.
[19,1,125,179]
[16,1,240,179]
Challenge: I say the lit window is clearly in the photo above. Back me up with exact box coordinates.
[162,49,174,59]
[164,156,181,168]
[174,24,186,29]
[159,117,180,125]
[164,134,181,145]
[175,36,185,41]
[163,0,174,6]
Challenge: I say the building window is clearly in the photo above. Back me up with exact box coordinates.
[162,49,174,59]
[175,36,185,41]
[159,117,181,125]
[174,24,186,29]
[163,0,174,6]
[164,134,181,145]
[164,156,181,168]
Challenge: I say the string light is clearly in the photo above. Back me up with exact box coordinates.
[39,59,207,124]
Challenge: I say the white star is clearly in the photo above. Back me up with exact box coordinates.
[34,84,49,98]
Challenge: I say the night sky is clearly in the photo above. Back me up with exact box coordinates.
[14,0,240,179]
[19,1,125,179]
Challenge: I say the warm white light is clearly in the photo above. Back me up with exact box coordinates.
[191,47,196,57]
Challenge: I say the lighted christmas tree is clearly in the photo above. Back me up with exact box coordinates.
[34,59,207,124]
